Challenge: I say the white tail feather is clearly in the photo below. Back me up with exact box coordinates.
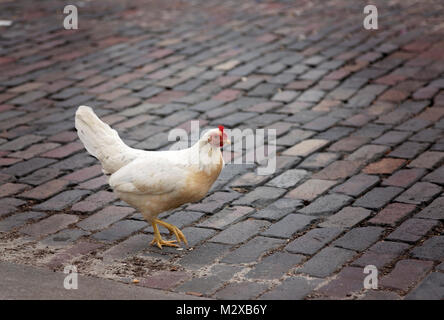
[75,106,141,174]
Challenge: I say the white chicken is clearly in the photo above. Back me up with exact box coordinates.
[75,106,230,248]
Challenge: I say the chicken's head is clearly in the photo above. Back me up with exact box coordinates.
[204,126,231,148]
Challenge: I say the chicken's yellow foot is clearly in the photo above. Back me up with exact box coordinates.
[150,221,178,249]
[155,219,188,246]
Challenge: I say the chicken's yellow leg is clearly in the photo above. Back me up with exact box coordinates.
[155,219,188,245]
[150,220,179,249]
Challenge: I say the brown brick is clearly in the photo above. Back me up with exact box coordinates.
[61,165,102,182]
[363,158,406,174]
[71,191,117,213]
[20,179,68,200]
[387,218,438,242]
[0,183,29,197]
[368,203,416,226]
[381,259,434,291]
[328,136,370,152]
[21,214,79,237]
[312,160,361,180]
[40,142,84,158]
[283,139,329,157]
[286,179,337,201]
[382,168,426,187]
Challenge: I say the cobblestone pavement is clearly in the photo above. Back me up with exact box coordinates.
[0,0,443,300]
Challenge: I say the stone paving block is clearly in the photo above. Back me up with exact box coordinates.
[221,236,285,264]
[332,226,385,252]
[422,166,444,184]
[71,190,117,213]
[312,160,361,180]
[252,198,303,221]
[352,240,410,269]
[298,152,339,170]
[42,228,90,247]
[415,197,444,220]
[282,139,329,157]
[354,187,403,210]
[411,236,444,261]
[232,186,286,207]
[179,227,217,247]
[285,179,337,203]
[319,207,372,229]
[187,191,240,213]
[259,276,323,300]
[362,158,406,174]
[176,264,242,295]
[2,157,56,177]
[277,129,316,146]
[285,227,343,255]
[315,267,366,298]
[102,234,152,262]
[19,168,61,186]
[395,182,442,205]
[373,130,411,146]
[47,240,104,269]
[92,219,147,242]
[297,246,356,278]
[214,281,269,300]
[0,198,25,217]
[346,144,389,163]
[265,169,308,189]
[0,211,46,233]
[21,214,79,238]
[0,134,45,151]
[405,272,444,300]
[389,141,429,159]
[382,168,426,187]
[368,203,416,226]
[77,206,135,231]
[21,179,70,201]
[33,189,91,211]
[210,219,270,245]
[229,172,268,187]
[407,151,444,169]
[0,183,29,197]
[178,243,232,269]
[246,252,305,280]
[298,194,353,216]
[139,271,189,290]
[303,116,339,132]
[197,206,254,229]
[380,259,434,291]
[332,174,379,197]
[261,214,316,238]
[386,218,438,243]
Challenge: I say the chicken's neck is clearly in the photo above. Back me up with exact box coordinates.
[189,140,223,173]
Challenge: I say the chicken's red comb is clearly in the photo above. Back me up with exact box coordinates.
[218,125,224,147]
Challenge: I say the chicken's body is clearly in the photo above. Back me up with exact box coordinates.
[75,106,228,248]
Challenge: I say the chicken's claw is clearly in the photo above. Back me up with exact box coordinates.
[150,237,178,249]
[156,219,188,246]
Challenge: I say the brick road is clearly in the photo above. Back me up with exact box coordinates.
[0,0,443,300]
